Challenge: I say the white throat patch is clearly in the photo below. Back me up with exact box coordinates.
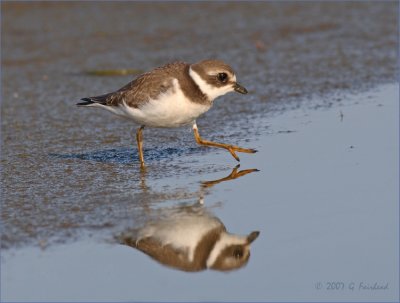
[189,67,235,101]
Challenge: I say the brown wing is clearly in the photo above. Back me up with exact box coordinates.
[84,62,189,108]
[123,236,207,272]
[120,224,226,272]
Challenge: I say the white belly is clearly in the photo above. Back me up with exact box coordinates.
[137,212,222,262]
[108,79,211,128]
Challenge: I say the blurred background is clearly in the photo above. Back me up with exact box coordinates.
[2,2,397,102]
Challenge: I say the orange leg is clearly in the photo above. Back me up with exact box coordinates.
[201,164,259,188]
[136,125,145,168]
[192,123,257,161]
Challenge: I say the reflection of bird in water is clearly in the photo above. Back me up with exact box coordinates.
[118,165,260,272]
[120,204,259,272]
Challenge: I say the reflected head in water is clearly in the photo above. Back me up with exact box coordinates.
[119,204,260,272]
[206,230,260,271]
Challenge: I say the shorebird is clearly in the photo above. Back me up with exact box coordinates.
[120,204,260,272]
[77,59,257,167]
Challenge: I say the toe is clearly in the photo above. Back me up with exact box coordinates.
[228,148,240,161]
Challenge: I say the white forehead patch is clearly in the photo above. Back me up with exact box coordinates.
[189,67,235,101]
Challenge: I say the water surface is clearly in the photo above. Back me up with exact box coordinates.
[2,84,398,302]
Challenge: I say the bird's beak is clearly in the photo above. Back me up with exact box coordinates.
[234,83,248,94]
[247,231,260,244]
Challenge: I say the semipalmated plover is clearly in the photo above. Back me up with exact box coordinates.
[120,205,260,272]
[77,59,257,167]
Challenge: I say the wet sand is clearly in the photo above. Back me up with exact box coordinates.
[1,2,399,302]
[1,1,398,250]
[2,84,398,302]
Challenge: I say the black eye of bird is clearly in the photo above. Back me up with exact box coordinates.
[233,249,243,259]
[217,73,228,83]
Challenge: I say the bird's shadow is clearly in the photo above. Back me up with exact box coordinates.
[49,147,201,165]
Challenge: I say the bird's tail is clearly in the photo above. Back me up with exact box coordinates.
[77,93,111,106]
[76,97,96,106]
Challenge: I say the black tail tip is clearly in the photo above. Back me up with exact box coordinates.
[76,97,94,106]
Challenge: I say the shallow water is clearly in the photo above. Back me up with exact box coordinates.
[1,2,399,302]
[2,84,399,301]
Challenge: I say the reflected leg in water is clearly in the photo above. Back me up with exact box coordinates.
[118,161,260,272]
[201,164,259,189]
[139,163,149,192]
